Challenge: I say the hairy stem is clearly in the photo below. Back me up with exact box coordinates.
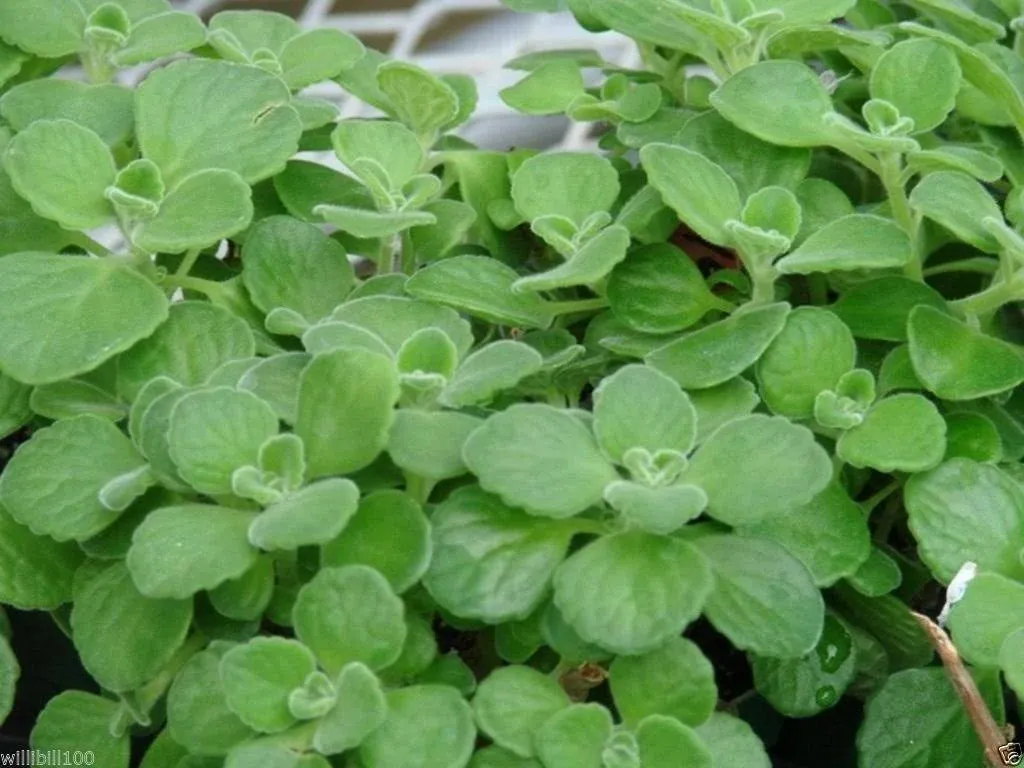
[879,153,923,281]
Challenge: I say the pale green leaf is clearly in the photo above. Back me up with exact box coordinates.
[553,530,713,655]
[870,39,961,133]
[249,478,360,551]
[127,504,259,598]
[0,503,82,610]
[423,485,574,622]
[776,215,912,274]
[463,403,619,519]
[473,665,570,757]
[293,565,407,674]
[220,637,317,734]
[610,636,716,727]
[511,152,619,226]
[30,692,129,768]
[314,662,387,755]
[837,394,947,473]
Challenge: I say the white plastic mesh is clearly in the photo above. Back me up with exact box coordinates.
[171,0,640,150]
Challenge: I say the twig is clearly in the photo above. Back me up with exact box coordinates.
[912,611,1009,768]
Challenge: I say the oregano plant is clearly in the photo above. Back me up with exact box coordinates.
[0,0,1022,766]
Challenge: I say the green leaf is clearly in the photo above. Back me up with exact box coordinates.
[869,39,960,134]
[742,186,802,241]
[128,504,258,598]
[424,486,575,622]
[604,481,707,534]
[534,703,612,768]
[776,215,912,274]
[0,633,18,729]
[692,533,825,658]
[750,0,856,23]
[0,374,32,439]
[322,490,432,594]
[645,302,790,390]
[593,0,748,51]
[220,637,317,733]
[407,256,552,329]
[0,253,168,386]
[134,169,253,253]
[316,205,436,239]
[0,80,134,147]
[679,111,811,201]
[846,547,902,597]
[168,644,256,756]
[0,503,82,610]
[830,277,947,342]
[474,665,570,757]
[908,305,1024,400]
[274,160,375,223]
[209,555,275,621]
[0,0,86,57]
[332,120,424,192]
[295,347,399,479]
[237,353,310,426]
[314,662,387,755]
[682,415,833,526]
[113,10,208,66]
[166,643,256,757]
[30,378,126,422]
[512,225,631,293]
[1,415,145,541]
[610,636,716,727]
[695,713,771,768]
[908,171,1003,252]
[439,341,543,408]
[279,28,364,90]
[136,58,302,186]
[905,458,1024,583]
[742,482,871,587]
[377,61,460,139]
[242,215,354,324]
[359,685,476,768]
[593,364,697,462]
[500,60,586,115]
[249,478,359,551]
[511,152,619,226]
[329,296,474,359]
[756,307,855,418]
[688,378,761,444]
[116,300,254,401]
[944,411,1003,462]
[948,572,1024,666]
[398,327,459,379]
[388,410,481,481]
[463,403,618,519]
[837,394,946,473]
[409,199,478,261]
[857,667,1003,768]
[168,387,279,495]
[71,561,191,692]
[632,715,711,768]
[640,143,740,247]
[303,322,392,358]
[30,691,129,768]
[711,60,836,147]
[553,530,713,655]
[751,614,857,718]
[293,565,406,674]
[607,243,725,334]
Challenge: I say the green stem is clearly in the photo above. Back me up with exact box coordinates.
[547,297,610,315]
[950,276,1024,317]
[923,258,1000,277]
[69,232,113,257]
[161,274,227,298]
[404,472,435,506]
[879,153,923,281]
[807,274,829,305]
[749,268,777,304]
[859,478,902,515]
[175,248,202,278]
[401,229,418,275]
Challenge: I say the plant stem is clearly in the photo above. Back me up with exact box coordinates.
[859,478,902,515]
[923,258,1000,277]
[950,277,1024,317]
[401,229,417,275]
[749,268,777,304]
[69,232,113,257]
[161,274,226,298]
[547,297,610,315]
[175,248,202,278]
[807,274,829,305]
[879,153,923,281]
[404,472,435,506]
